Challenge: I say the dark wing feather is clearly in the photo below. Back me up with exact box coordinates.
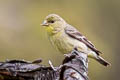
[65,25,102,55]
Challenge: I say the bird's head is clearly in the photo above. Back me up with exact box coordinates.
[41,14,66,35]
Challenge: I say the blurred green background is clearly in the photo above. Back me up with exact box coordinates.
[0,0,119,80]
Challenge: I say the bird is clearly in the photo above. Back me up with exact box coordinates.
[41,14,110,67]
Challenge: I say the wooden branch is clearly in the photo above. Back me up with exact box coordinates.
[0,50,88,80]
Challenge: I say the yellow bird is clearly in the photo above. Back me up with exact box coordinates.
[41,14,110,66]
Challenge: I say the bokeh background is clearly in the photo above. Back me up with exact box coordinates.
[0,0,119,80]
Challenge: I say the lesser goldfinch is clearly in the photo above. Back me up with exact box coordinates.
[41,14,110,66]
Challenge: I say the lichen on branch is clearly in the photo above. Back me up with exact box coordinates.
[0,49,88,80]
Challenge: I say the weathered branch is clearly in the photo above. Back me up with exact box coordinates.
[0,50,88,80]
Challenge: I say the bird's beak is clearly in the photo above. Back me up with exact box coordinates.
[41,20,49,26]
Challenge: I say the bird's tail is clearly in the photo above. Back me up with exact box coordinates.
[95,56,110,67]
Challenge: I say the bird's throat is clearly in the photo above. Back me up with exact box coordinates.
[45,26,55,35]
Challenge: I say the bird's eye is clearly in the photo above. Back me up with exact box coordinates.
[48,20,55,23]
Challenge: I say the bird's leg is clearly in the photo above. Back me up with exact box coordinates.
[71,46,79,55]
[64,46,79,58]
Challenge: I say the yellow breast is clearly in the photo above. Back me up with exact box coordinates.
[49,30,88,54]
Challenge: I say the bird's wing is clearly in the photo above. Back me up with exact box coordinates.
[65,24,102,55]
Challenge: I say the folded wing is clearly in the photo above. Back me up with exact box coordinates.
[65,24,102,55]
